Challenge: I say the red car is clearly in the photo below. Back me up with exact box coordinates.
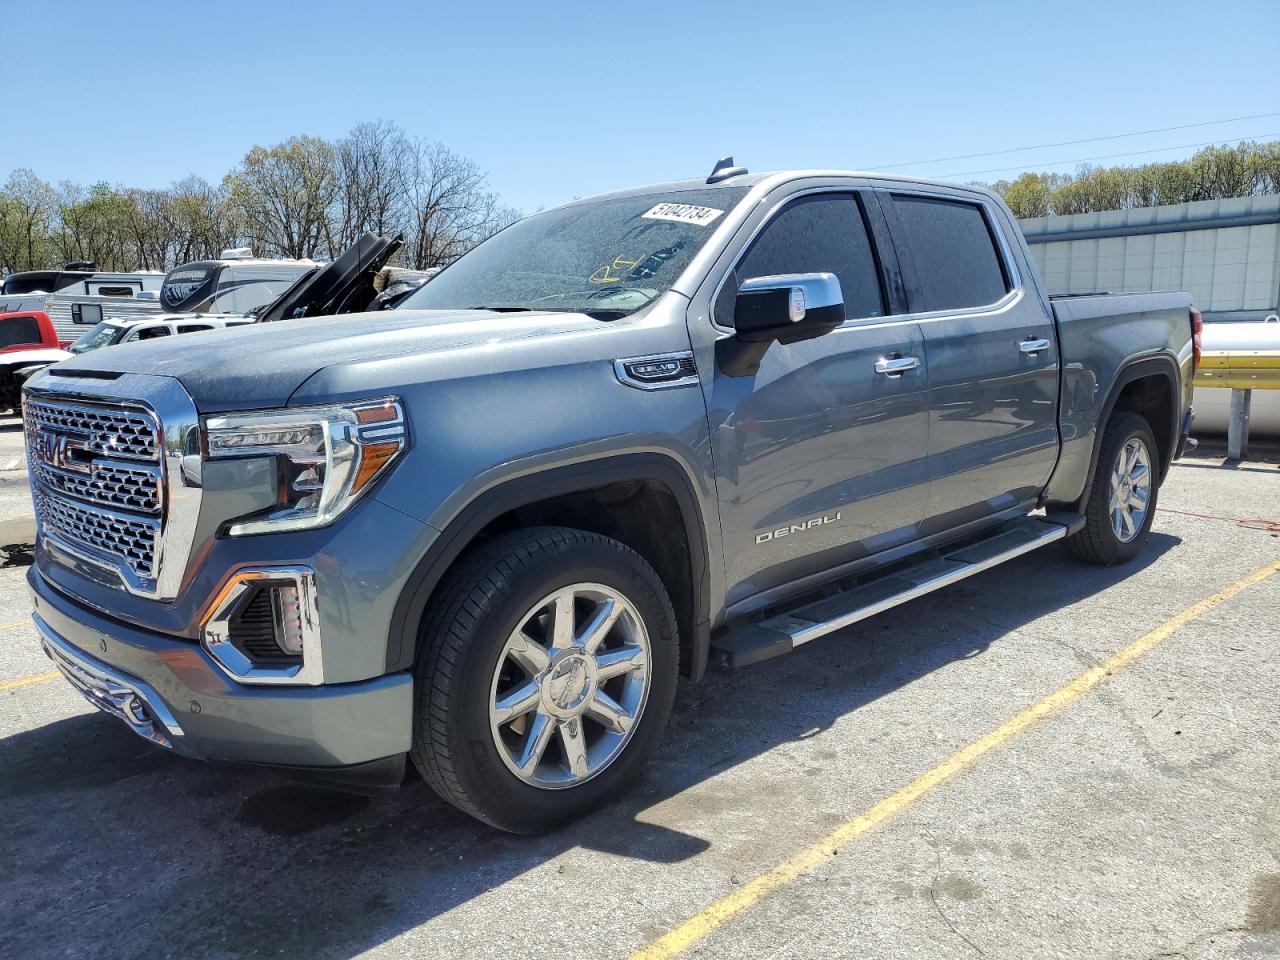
[0,310,70,412]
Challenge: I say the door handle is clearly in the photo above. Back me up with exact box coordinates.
[1020,337,1051,355]
[874,355,920,377]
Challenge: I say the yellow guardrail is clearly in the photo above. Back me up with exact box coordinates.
[1194,350,1280,390]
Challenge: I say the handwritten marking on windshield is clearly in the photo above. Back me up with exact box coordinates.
[590,256,640,285]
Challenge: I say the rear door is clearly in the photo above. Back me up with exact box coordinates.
[699,189,930,607]
[879,189,1059,534]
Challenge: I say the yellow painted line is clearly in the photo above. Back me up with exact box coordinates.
[0,670,59,692]
[0,617,33,631]
[630,558,1280,960]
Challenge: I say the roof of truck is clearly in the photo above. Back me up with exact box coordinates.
[556,169,982,209]
[565,170,962,202]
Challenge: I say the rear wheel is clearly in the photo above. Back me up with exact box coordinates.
[1068,411,1159,565]
[411,526,678,833]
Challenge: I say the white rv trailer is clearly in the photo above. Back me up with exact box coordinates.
[1,250,316,343]
[0,268,165,342]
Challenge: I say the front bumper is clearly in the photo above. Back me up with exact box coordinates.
[29,566,413,770]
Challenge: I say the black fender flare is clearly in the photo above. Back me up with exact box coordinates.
[1076,355,1182,508]
[384,452,713,679]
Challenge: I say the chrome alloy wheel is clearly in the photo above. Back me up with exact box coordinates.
[1108,436,1152,543]
[489,583,652,789]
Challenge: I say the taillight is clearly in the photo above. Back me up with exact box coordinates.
[1190,307,1203,375]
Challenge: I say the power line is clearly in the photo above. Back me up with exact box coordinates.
[939,132,1280,180]
[867,112,1280,170]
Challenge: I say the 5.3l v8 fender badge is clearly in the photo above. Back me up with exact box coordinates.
[755,511,842,544]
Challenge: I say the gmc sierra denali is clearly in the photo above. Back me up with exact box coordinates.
[23,162,1198,832]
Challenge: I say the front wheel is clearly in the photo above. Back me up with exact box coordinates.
[411,526,679,833]
[1068,411,1160,565]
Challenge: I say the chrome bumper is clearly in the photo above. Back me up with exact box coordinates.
[35,612,186,751]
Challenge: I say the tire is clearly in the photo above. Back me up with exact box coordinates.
[410,525,679,833]
[1068,411,1160,565]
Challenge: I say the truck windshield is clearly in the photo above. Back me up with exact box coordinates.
[398,187,749,318]
[70,322,125,354]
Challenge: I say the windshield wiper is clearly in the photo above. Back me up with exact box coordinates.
[466,305,537,312]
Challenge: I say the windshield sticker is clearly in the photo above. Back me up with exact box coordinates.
[640,203,724,227]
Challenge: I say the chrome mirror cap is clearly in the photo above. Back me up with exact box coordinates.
[738,272,843,316]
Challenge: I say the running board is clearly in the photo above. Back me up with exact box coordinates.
[711,514,1081,669]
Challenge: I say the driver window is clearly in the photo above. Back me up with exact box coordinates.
[715,193,885,326]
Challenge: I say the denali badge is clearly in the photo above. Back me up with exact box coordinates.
[756,511,842,544]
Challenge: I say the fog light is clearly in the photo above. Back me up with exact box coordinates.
[201,567,324,685]
[275,584,305,656]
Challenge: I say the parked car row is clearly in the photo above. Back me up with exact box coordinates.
[0,233,431,410]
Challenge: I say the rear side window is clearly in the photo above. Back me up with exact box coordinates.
[135,326,172,340]
[0,315,41,347]
[891,195,1010,312]
[717,193,885,325]
[176,324,213,334]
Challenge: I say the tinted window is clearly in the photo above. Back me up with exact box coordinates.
[716,193,884,325]
[0,316,41,348]
[95,286,135,297]
[891,195,1009,311]
[135,326,172,340]
[216,275,299,313]
[176,324,213,334]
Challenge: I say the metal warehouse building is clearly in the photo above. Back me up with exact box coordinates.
[1019,195,1280,322]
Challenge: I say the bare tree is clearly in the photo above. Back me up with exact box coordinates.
[402,140,518,269]
[331,119,412,251]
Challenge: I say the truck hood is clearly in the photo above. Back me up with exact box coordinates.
[46,308,602,411]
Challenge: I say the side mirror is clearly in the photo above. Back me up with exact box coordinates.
[734,273,844,344]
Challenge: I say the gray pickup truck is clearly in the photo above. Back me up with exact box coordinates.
[24,162,1198,832]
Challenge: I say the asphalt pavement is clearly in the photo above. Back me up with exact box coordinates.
[1,416,1278,960]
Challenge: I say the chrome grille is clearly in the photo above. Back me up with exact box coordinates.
[31,459,162,514]
[37,492,159,579]
[25,398,158,461]
[25,394,163,588]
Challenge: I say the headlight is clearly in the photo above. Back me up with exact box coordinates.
[203,397,407,536]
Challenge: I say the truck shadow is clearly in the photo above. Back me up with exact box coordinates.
[0,533,1180,959]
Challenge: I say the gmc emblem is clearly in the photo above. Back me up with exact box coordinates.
[44,431,92,473]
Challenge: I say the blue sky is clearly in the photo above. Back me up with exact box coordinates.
[7,0,1278,213]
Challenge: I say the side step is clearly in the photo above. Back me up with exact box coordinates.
[711,514,1081,669]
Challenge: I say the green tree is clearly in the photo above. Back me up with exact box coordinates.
[225,136,339,259]
[1001,172,1053,218]
[0,169,59,274]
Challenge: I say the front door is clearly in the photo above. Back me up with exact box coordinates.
[701,191,931,607]
[881,190,1060,535]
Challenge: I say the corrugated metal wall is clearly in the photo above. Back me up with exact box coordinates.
[1019,195,1280,322]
